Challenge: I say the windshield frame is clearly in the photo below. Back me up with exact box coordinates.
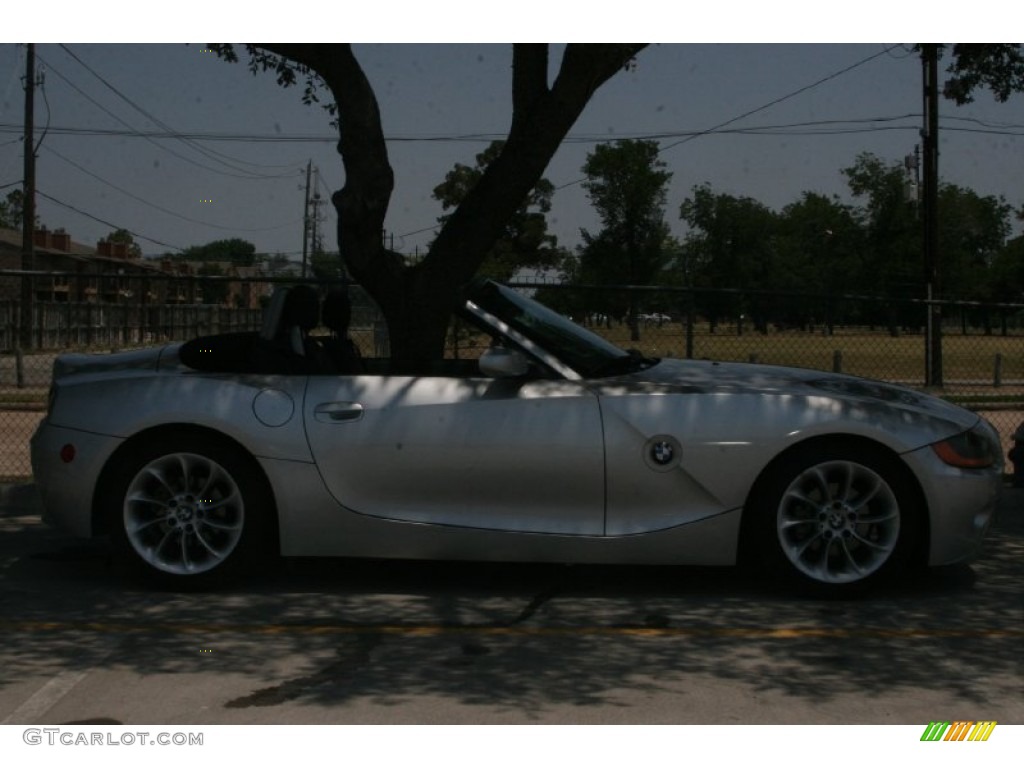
[465,280,634,379]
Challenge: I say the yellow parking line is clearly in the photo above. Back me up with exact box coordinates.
[0,620,1021,640]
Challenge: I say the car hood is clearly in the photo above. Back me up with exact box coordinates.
[599,357,979,432]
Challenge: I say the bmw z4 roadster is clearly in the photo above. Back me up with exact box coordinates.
[30,280,1004,594]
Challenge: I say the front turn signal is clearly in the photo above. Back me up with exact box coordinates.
[932,427,997,469]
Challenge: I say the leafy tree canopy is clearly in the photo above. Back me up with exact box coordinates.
[0,190,38,231]
[179,238,257,266]
[577,139,672,285]
[433,140,565,282]
[102,228,143,258]
[935,43,1024,104]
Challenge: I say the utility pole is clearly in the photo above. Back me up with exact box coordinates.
[310,167,321,271]
[922,44,942,387]
[300,160,311,279]
[19,43,36,351]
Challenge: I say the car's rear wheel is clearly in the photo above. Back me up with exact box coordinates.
[104,433,274,586]
[746,442,922,595]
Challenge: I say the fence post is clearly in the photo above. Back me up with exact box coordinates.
[833,350,843,374]
[993,354,1003,388]
[121,301,129,347]
[15,347,24,389]
[683,292,695,359]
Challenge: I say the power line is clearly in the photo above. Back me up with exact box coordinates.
[658,45,905,155]
[36,188,185,251]
[392,46,927,242]
[3,113,1023,144]
[34,51,300,182]
[42,144,304,233]
[58,44,300,176]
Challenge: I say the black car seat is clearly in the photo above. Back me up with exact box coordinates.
[259,286,291,350]
[320,288,365,374]
[254,285,325,373]
[280,284,320,356]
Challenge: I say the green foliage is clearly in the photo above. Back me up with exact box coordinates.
[179,238,257,266]
[571,140,674,339]
[309,249,344,281]
[209,44,338,124]
[841,153,1017,303]
[841,153,921,300]
[583,140,672,236]
[938,44,1024,104]
[0,190,37,230]
[432,140,566,281]
[671,154,1020,326]
[577,139,673,286]
[678,183,779,331]
[196,262,228,304]
[258,252,297,277]
[102,228,143,258]
[938,183,1013,299]
[988,236,1024,302]
[679,183,777,289]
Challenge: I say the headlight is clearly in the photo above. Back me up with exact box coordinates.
[932,422,1001,470]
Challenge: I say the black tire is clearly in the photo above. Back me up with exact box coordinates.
[743,441,922,596]
[101,431,275,587]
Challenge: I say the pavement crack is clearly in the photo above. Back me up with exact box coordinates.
[510,584,560,626]
[223,632,381,709]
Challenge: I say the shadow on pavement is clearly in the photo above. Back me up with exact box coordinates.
[0,485,1020,721]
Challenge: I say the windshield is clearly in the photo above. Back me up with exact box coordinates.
[468,281,650,378]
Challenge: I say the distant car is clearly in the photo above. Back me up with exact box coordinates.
[638,312,672,325]
[30,280,1003,594]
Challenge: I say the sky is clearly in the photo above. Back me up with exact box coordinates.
[2,9,1022,263]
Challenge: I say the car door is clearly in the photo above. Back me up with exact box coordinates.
[303,373,605,535]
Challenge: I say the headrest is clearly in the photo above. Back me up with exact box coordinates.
[283,284,320,332]
[260,286,290,342]
[322,289,352,334]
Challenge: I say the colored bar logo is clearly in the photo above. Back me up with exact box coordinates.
[920,721,997,741]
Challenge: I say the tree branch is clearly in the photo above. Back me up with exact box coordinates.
[427,45,647,287]
[512,44,549,135]
[254,44,400,288]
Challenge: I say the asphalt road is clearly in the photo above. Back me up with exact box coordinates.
[0,483,1021,726]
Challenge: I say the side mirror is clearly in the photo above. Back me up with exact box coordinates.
[479,347,530,378]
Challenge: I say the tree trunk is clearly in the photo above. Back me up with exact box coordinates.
[257,44,646,369]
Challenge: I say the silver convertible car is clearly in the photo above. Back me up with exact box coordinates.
[30,280,1004,594]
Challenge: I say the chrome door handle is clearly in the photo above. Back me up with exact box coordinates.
[314,402,364,423]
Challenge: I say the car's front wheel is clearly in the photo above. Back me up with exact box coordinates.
[103,433,274,586]
[746,442,922,595]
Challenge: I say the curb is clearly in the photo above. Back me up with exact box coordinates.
[0,482,42,516]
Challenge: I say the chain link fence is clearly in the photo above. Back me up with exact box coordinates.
[1,271,1021,480]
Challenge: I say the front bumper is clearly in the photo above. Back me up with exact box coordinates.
[30,421,124,539]
[902,441,1003,566]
